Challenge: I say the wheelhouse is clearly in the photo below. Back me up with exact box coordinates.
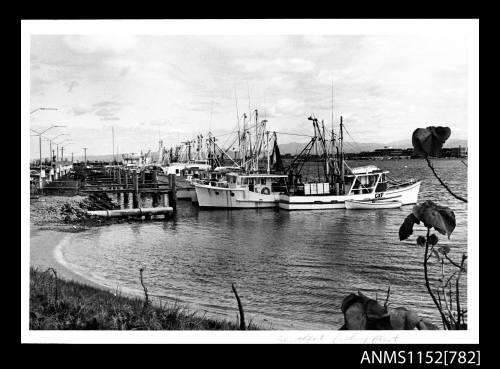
[227,173,288,194]
[344,166,389,195]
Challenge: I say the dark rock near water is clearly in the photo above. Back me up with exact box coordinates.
[340,291,439,330]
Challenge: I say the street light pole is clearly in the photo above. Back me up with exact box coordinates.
[30,124,66,190]
[83,148,87,165]
[59,143,74,163]
[31,107,58,115]
[44,133,68,168]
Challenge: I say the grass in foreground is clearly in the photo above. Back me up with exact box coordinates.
[30,267,256,330]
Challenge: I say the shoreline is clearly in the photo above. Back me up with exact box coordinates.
[30,224,104,290]
[29,222,252,330]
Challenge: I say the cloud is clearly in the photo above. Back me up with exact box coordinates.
[63,35,139,55]
[70,105,95,116]
[268,98,306,117]
[68,100,125,121]
[66,81,78,93]
[30,34,469,157]
[236,58,315,74]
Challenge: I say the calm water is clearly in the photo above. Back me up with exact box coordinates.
[58,159,468,329]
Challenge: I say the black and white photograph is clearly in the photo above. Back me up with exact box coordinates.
[22,19,479,346]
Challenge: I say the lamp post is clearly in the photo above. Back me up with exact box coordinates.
[30,125,66,189]
[54,139,72,161]
[43,133,68,167]
[31,107,58,115]
[53,139,73,179]
[60,142,75,162]
[83,148,88,166]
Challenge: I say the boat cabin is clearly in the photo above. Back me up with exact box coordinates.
[344,166,389,195]
[226,173,288,194]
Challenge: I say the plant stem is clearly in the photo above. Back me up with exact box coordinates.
[425,156,467,203]
[423,227,451,329]
[231,283,246,330]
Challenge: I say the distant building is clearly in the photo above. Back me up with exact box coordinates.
[439,146,467,158]
[373,148,404,157]
[122,153,142,165]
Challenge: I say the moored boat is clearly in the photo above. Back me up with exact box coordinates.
[345,199,402,210]
[278,115,421,210]
[195,172,288,208]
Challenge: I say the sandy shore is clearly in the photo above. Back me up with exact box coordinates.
[30,225,102,289]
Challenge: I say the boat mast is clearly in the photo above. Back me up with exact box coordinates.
[255,109,258,171]
[340,115,345,194]
[266,126,270,174]
[322,120,328,178]
[242,113,247,169]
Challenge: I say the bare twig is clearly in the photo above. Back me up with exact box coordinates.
[384,286,391,309]
[425,156,467,203]
[423,228,451,329]
[455,253,467,329]
[47,267,58,303]
[231,283,246,330]
[139,268,150,308]
[440,258,456,326]
[444,253,467,271]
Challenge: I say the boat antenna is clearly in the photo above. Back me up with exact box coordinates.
[247,82,251,121]
[209,100,214,133]
[112,126,115,164]
[234,89,241,150]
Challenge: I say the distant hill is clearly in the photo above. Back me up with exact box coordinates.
[278,141,382,154]
[278,139,467,155]
[386,138,468,149]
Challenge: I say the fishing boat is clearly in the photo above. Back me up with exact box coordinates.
[345,199,402,210]
[194,109,289,208]
[195,172,288,208]
[278,116,421,210]
[157,137,211,199]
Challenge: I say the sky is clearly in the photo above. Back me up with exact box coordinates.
[29,33,468,159]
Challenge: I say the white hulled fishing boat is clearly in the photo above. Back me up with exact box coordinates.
[278,116,421,210]
[195,172,288,208]
[194,109,288,208]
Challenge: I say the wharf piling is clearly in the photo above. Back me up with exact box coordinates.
[80,164,178,219]
[168,173,177,210]
[132,169,139,208]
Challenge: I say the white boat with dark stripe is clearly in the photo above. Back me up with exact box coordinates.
[277,115,421,211]
[195,173,288,209]
[278,165,420,210]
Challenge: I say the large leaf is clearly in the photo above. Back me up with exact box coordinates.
[399,213,419,241]
[412,200,456,238]
[412,126,451,156]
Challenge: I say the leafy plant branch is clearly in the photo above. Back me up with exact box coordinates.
[425,155,467,203]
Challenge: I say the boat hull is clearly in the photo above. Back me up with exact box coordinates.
[194,184,280,208]
[279,181,421,210]
[345,200,402,210]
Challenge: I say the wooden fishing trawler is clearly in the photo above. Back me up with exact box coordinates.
[278,116,421,210]
[194,110,288,208]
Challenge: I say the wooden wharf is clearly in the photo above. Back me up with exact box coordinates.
[81,165,178,215]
